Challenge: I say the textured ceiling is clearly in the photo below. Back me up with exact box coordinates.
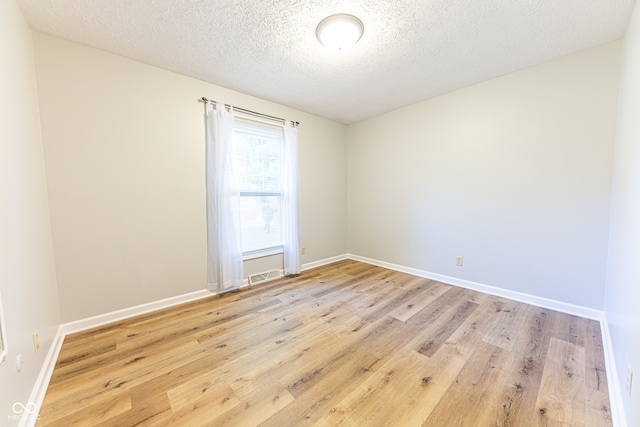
[17,0,635,124]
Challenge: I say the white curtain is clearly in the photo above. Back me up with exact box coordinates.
[282,121,301,275]
[205,102,244,291]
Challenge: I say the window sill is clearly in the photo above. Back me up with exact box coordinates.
[243,246,283,261]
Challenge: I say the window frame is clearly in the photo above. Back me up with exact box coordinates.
[232,116,287,258]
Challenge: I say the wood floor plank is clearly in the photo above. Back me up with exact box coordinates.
[379,297,505,426]
[378,333,471,426]
[585,318,609,393]
[259,344,382,426]
[149,388,240,427]
[389,280,450,322]
[423,342,510,426]
[487,305,560,427]
[314,346,432,426]
[36,261,613,427]
[37,394,132,427]
[97,388,173,426]
[535,337,587,426]
[210,384,295,427]
[586,388,614,426]
[167,372,240,412]
[414,299,479,357]
[37,337,201,423]
[483,298,529,351]
[357,275,435,324]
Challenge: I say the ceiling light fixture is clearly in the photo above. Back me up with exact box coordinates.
[316,14,364,51]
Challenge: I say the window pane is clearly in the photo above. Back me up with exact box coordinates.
[232,119,285,253]
[233,130,281,192]
[238,195,282,252]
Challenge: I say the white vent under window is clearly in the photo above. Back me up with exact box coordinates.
[248,269,282,286]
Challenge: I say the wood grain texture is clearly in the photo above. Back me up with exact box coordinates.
[36,260,613,426]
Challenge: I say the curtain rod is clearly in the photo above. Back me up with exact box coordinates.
[198,97,299,126]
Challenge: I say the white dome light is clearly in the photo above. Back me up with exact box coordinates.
[316,14,364,51]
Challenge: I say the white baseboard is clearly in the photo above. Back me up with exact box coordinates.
[54,253,350,338]
[347,254,603,321]
[302,253,349,271]
[21,326,65,427]
[60,289,213,335]
[600,314,627,427]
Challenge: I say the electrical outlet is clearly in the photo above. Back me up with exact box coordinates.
[627,365,633,397]
[301,247,306,255]
[456,256,463,267]
[33,330,39,353]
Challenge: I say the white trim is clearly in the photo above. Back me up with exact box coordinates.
[20,326,65,427]
[60,289,213,335]
[302,253,349,271]
[600,314,627,427]
[243,247,283,261]
[347,254,603,320]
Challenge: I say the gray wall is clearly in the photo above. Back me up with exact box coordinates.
[33,33,348,322]
[605,0,640,424]
[0,1,60,421]
[347,42,621,310]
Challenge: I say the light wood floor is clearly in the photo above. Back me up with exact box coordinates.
[37,260,612,426]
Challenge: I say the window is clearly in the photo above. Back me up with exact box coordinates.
[232,119,285,255]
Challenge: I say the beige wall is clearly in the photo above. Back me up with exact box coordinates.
[605,0,640,424]
[347,42,621,309]
[33,32,621,321]
[33,33,347,322]
[0,0,60,419]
